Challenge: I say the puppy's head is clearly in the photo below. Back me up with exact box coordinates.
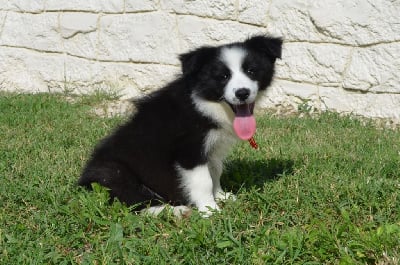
[180,35,282,139]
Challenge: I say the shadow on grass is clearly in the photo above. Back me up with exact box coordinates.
[221,158,294,192]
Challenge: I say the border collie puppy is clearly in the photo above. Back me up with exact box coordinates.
[79,35,282,216]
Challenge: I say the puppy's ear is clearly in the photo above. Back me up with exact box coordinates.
[244,35,283,60]
[179,46,217,76]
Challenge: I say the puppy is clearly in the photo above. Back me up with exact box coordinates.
[79,35,282,216]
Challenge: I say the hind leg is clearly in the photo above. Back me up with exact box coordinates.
[79,161,161,208]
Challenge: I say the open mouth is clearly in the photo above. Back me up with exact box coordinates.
[228,102,256,140]
[229,102,255,117]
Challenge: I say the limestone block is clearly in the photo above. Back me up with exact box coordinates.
[59,13,99,59]
[98,12,180,64]
[0,47,65,93]
[63,55,179,98]
[309,0,400,45]
[59,13,98,39]
[269,0,400,45]
[113,64,180,99]
[1,0,45,12]
[268,0,323,42]
[320,87,400,120]
[238,0,269,26]
[61,57,103,94]
[275,80,319,100]
[177,15,264,51]
[261,80,319,109]
[45,0,124,13]
[343,44,400,94]
[63,31,98,60]
[125,0,159,12]
[161,0,236,20]
[276,43,351,86]
[0,12,62,52]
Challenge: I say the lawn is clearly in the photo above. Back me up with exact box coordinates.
[0,92,399,264]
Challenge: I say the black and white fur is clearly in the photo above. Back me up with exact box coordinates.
[79,35,282,216]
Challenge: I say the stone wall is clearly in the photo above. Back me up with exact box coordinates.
[1,0,399,121]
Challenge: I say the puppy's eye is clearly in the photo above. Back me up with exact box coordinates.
[246,68,255,76]
[217,72,230,81]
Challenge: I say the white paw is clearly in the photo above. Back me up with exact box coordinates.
[172,205,192,218]
[141,205,192,219]
[140,205,166,216]
[215,191,237,202]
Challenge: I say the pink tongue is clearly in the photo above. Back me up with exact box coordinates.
[233,116,256,140]
[232,103,256,140]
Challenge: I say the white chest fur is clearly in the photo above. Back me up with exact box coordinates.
[204,128,237,162]
[191,93,238,160]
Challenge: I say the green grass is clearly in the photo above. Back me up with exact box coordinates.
[1,92,399,264]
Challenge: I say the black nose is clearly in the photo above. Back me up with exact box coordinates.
[235,88,250,101]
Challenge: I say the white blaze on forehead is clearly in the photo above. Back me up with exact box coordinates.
[220,46,258,104]
[220,46,247,72]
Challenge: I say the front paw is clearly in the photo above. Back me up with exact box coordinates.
[215,191,237,202]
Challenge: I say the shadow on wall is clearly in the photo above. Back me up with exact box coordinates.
[221,158,295,192]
